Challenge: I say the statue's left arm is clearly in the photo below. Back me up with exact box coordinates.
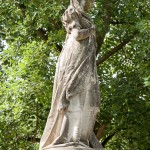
[71,25,95,41]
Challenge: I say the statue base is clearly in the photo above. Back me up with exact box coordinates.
[43,146,94,150]
[42,141,103,150]
[42,144,95,150]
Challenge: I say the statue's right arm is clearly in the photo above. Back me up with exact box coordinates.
[71,26,95,41]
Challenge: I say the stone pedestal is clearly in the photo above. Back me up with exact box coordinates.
[43,146,94,150]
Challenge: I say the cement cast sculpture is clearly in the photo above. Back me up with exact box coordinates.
[40,1,102,149]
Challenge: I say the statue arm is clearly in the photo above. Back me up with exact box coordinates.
[71,26,95,41]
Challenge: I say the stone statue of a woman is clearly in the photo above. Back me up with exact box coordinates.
[40,0,102,149]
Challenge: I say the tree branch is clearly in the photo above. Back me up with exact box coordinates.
[16,136,40,143]
[96,32,107,55]
[96,31,138,65]
[102,131,117,147]
[110,21,135,25]
[28,137,40,143]
[96,2,112,55]
[84,0,94,12]
[96,124,108,140]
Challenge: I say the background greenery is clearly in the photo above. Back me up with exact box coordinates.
[0,0,149,149]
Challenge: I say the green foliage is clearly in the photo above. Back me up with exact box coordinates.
[0,0,149,149]
[0,40,56,149]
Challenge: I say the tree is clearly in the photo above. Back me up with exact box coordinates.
[0,0,149,149]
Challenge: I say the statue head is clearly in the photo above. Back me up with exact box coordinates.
[62,5,77,24]
[61,5,81,33]
[70,0,94,12]
[62,0,93,33]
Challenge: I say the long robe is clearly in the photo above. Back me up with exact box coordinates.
[40,30,100,149]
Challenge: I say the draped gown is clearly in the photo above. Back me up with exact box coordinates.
[40,8,100,150]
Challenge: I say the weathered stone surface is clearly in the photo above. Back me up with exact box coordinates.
[46,148,93,150]
[44,148,94,150]
[40,1,102,149]
[43,145,94,150]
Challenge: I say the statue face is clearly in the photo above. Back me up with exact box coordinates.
[61,5,82,33]
[62,5,76,24]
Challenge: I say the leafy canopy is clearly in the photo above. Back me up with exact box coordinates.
[0,0,149,149]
